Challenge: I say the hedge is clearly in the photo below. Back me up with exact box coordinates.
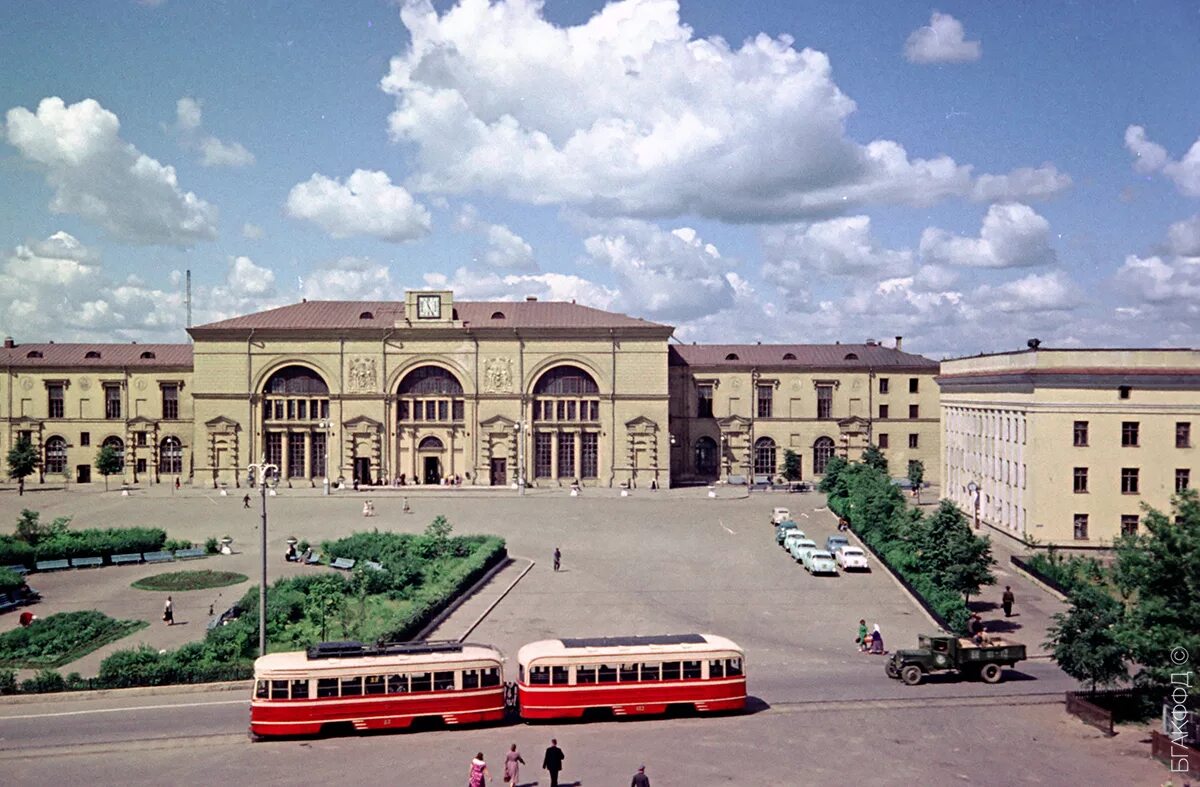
[0,528,168,567]
[0,611,148,669]
[0,567,24,592]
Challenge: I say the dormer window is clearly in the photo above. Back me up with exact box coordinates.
[26,350,43,359]
[85,351,101,359]
[491,311,506,320]
[782,352,796,360]
[844,352,859,360]
[724,353,739,361]
[140,351,156,359]
[359,311,374,320]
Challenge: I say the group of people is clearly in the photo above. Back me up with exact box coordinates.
[467,741,648,787]
[387,473,468,487]
[361,499,376,517]
[856,619,885,654]
[284,543,313,563]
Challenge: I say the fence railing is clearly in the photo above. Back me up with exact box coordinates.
[1151,730,1200,777]
[1066,691,1115,736]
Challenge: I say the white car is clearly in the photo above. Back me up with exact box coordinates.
[770,507,791,525]
[836,546,870,572]
[802,550,839,575]
[787,537,819,563]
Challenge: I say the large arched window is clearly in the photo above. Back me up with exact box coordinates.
[397,366,464,423]
[532,364,601,480]
[532,365,600,423]
[262,366,330,423]
[44,436,67,474]
[160,436,182,475]
[694,436,718,476]
[754,437,777,477]
[813,436,836,475]
[418,436,445,450]
[102,435,125,471]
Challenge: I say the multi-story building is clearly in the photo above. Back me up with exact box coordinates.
[939,348,1199,546]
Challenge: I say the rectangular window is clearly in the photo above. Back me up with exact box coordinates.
[908,404,919,419]
[908,433,919,449]
[587,401,600,421]
[433,671,455,691]
[553,400,563,421]
[316,678,338,698]
[265,432,283,470]
[597,664,618,683]
[286,399,295,420]
[162,384,179,420]
[879,378,889,394]
[566,401,576,421]
[817,385,833,420]
[1120,515,1139,537]
[534,432,552,478]
[879,404,889,420]
[80,432,90,447]
[340,677,363,697]
[437,400,448,421]
[452,400,464,421]
[1121,421,1139,447]
[661,661,681,681]
[619,663,639,682]
[1073,514,1088,541]
[575,665,597,684]
[878,433,889,449]
[274,401,285,420]
[756,385,773,418]
[461,670,478,690]
[1073,467,1088,493]
[365,675,386,695]
[387,673,409,693]
[697,384,714,418]
[1177,468,1191,492]
[409,672,432,692]
[640,663,659,682]
[480,667,500,687]
[296,400,307,421]
[137,431,147,447]
[425,401,437,421]
[320,400,329,419]
[311,432,326,478]
[1073,421,1088,447]
[682,660,703,680]
[558,433,575,478]
[551,665,569,685]
[288,433,305,478]
[1178,422,1192,448]
[291,679,309,699]
[105,385,121,420]
[708,659,725,679]
[1119,385,1132,399]
[726,657,743,676]
[909,378,919,394]
[581,432,599,479]
[47,384,64,419]
[1121,467,1139,494]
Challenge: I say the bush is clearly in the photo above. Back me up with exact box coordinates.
[0,537,35,569]
[0,668,16,695]
[205,537,220,555]
[0,611,148,669]
[25,668,66,693]
[163,538,194,552]
[0,567,25,592]
[131,570,247,592]
[1027,551,1104,595]
[31,527,168,562]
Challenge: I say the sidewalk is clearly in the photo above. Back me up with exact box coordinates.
[420,557,534,643]
[978,533,1068,657]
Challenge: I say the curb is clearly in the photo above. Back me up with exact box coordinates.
[1006,559,1069,603]
[0,679,251,706]
[456,557,535,642]
[413,554,516,641]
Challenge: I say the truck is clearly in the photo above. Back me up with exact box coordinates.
[885,634,1026,686]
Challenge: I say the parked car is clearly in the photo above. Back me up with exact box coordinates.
[770,507,791,525]
[802,550,838,575]
[886,634,1027,685]
[824,535,850,554]
[835,546,870,571]
[775,521,802,544]
[787,537,818,562]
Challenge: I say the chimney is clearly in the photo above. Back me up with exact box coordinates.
[2,337,13,349]
[525,295,537,302]
[895,336,903,351]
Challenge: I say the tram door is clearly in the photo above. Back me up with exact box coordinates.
[489,458,507,486]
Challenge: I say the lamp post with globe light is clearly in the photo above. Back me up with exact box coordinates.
[247,458,278,657]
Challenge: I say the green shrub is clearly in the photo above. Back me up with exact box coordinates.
[64,671,86,691]
[131,570,247,592]
[0,567,24,592]
[0,668,16,694]
[205,537,220,555]
[1027,551,1104,594]
[30,668,66,693]
[30,527,167,561]
[0,611,148,669]
[163,538,194,552]
[0,537,35,569]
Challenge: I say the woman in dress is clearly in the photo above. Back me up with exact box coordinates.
[504,743,525,785]
[870,624,884,655]
[469,752,491,787]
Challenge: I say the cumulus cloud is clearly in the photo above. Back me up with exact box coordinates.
[423,267,618,308]
[904,12,981,64]
[170,97,255,168]
[1124,125,1200,196]
[455,205,536,270]
[920,203,1056,268]
[1165,214,1200,257]
[380,0,1058,221]
[976,271,1080,313]
[241,222,264,239]
[4,97,217,245]
[299,258,396,301]
[1115,254,1200,306]
[971,166,1072,202]
[286,169,431,241]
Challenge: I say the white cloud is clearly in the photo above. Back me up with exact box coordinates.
[198,136,254,168]
[170,97,255,168]
[301,257,396,301]
[4,97,218,245]
[1115,254,1200,306]
[381,0,1057,221]
[423,267,618,308]
[286,169,431,241]
[976,271,1079,314]
[904,12,981,64]
[920,203,1056,268]
[1125,125,1200,196]
[1165,214,1200,257]
[455,205,536,270]
[241,222,264,239]
[971,166,1072,202]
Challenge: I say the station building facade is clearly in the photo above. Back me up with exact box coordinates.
[2,290,942,490]
[939,348,1199,546]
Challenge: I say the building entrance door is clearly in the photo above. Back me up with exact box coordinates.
[354,457,371,485]
[423,456,441,485]
[489,458,507,486]
[76,465,91,483]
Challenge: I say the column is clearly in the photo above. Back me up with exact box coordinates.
[301,432,311,478]
[574,430,582,482]
[550,429,559,480]
[281,431,290,478]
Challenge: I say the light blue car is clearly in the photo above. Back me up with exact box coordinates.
[802,549,839,575]
[788,537,818,563]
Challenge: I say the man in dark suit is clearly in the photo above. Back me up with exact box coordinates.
[631,764,651,786]
[542,738,565,787]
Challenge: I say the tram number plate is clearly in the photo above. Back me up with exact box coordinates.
[635,704,645,712]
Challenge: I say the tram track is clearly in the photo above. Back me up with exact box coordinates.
[762,689,1063,714]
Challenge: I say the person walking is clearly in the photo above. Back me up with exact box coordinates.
[468,752,491,787]
[869,623,884,655]
[542,739,565,787]
[503,743,525,785]
[553,547,561,573]
[631,764,651,787]
[242,493,251,509]
[856,619,869,653]
[1001,585,1015,617]
[163,595,174,626]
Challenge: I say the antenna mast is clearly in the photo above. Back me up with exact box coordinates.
[186,269,192,328]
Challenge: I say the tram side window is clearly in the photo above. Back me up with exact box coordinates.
[411,672,432,692]
[597,664,618,683]
[341,677,363,697]
[726,657,743,676]
[576,665,597,684]
[255,680,268,699]
[661,661,681,681]
[317,678,339,698]
[433,671,456,691]
[271,679,289,699]
[529,665,551,685]
[482,667,500,687]
[640,662,660,682]
[619,663,639,682]
[462,669,480,690]
[551,666,569,685]
[291,680,310,699]
[708,660,725,679]
[682,661,702,680]
[387,674,409,693]
[365,675,386,695]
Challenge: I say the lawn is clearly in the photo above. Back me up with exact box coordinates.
[132,570,248,592]
[0,611,148,669]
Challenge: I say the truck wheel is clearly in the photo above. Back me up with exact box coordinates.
[885,661,899,679]
[980,663,1002,684]
[900,665,923,686]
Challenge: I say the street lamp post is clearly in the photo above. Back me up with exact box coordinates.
[515,420,526,496]
[247,458,278,657]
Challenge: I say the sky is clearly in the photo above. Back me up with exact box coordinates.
[1,0,1198,359]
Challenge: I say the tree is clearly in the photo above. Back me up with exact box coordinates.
[861,444,888,474]
[14,509,71,546]
[1046,584,1129,693]
[907,460,925,504]
[94,445,122,491]
[7,438,38,496]
[781,450,802,482]
[424,515,453,542]
[916,500,996,604]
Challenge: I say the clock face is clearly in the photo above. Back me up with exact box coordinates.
[417,295,440,319]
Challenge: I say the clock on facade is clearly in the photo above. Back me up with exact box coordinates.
[416,295,441,319]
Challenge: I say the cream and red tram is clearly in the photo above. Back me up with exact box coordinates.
[250,640,505,737]
[516,634,746,719]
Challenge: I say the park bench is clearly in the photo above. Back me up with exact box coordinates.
[304,551,322,565]
[3,564,29,576]
[111,553,142,565]
[143,551,174,564]
[330,557,356,571]
[0,595,20,613]
[35,559,70,572]
[174,547,206,560]
[364,560,384,572]
[70,556,104,569]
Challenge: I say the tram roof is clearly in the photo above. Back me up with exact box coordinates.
[254,643,503,676]
[517,634,742,663]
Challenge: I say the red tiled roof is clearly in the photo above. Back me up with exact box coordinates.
[669,343,938,370]
[1,343,193,368]
[191,300,670,331]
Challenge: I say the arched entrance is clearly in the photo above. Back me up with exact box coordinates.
[396,365,465,484]
[694,436,718,479]
[418,435,445,484]
[260,365,331,482]
[530,364,602,483]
